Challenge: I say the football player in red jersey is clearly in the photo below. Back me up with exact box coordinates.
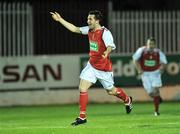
[50,10,133,126]
[133,37,167,116]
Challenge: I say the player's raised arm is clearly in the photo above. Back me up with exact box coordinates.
[50,11,81,34]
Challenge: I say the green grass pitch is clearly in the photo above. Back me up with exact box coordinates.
[0,102,180,134]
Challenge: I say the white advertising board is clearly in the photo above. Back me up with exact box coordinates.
[0,55,80,90]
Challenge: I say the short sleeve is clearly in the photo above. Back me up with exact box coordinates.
[132,47,144,60]
[79,26,89,35]
[102,29,116,50]
[159,51,168,64]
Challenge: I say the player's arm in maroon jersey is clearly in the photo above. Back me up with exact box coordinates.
[133,59,143,74]
[50,11,81,34]
[159,62,166,73]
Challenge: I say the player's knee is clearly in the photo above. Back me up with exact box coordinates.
[79,85,88,92]
[106,89,112,95]
[148,89,159,97]
[148,92,154,97]
[106,88,116,95]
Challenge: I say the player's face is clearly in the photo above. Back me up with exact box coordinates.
[87,14,99,30]
[147,40,156,51]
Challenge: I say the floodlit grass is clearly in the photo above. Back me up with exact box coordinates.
[0,102,180,134]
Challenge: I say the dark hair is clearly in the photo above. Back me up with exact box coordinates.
[147,37,156,43]
[88,10,103,23]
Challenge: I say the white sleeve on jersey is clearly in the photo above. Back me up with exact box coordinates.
[159,51,168,64]
[79,26,116,50]
[102,29,116,50]
[132,47,144,61]
[79,26,89,35]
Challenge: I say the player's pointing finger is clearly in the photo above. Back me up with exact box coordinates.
[50,12,54,15]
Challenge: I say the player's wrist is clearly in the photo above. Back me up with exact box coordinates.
[159,69,164,74]
[138,69,143,74]
[57,18,62,23]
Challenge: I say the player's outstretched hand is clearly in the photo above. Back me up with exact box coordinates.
[50,11,62,22]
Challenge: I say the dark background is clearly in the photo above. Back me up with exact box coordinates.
[113,0,179,10]
[3,0,180,55]
[33,0,107,55]
[32,0,180,54]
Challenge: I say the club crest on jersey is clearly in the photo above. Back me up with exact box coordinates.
[90,42,98,51]
[149,56,153,59]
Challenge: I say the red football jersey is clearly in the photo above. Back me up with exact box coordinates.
[139,47,160,71]
[88,28,112,71]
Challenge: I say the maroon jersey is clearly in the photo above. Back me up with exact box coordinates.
[88,28,112,71]
[139,47,160,71]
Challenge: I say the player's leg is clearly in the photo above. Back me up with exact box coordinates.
[151,70,162,116]
[149,88,161,116]
[78,79,93,119]
[97,71,132,114]
[142,71,162,116]
[151,71,163,116]
[71,62,95,126]
[106,87,129,103]
[71,79,93,126]
[141,72,157,115]
[106,86,133,114]
[148,88,161,116]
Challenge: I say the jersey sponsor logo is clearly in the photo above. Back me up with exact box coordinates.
[144,60,156,67]
[90,42,98,51]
